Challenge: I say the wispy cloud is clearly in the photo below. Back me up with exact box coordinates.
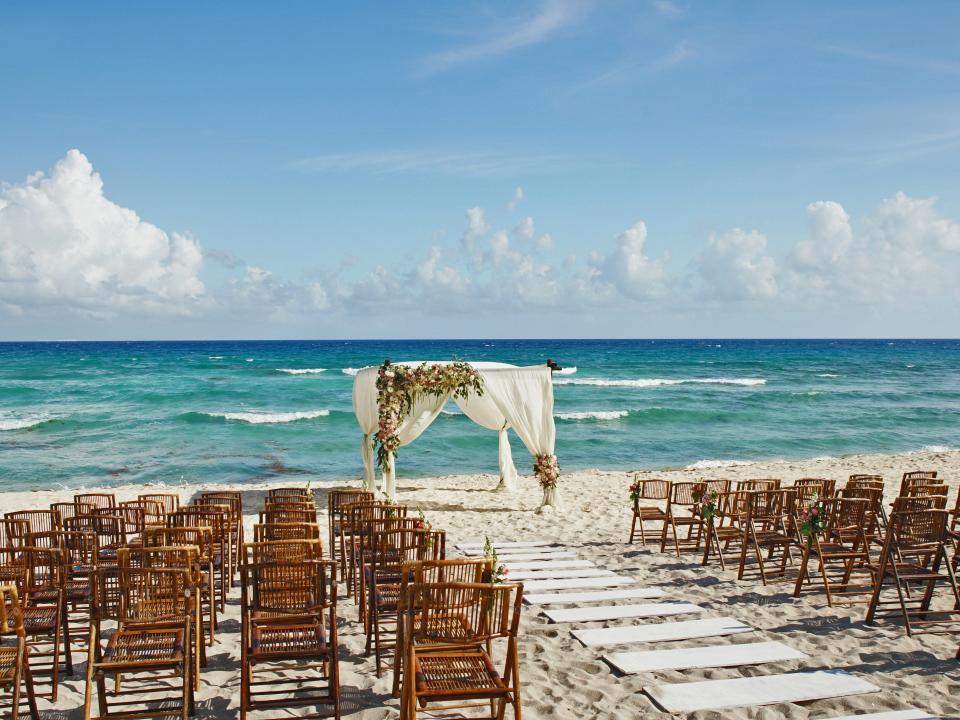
[824,46,960,75]
[567,40,696,95]
[418,0,591,76]
[650,0,684,18]
[291,149,583,178]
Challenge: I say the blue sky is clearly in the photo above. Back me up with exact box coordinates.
[1,1,959,339]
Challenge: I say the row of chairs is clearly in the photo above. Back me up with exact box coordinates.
[629,471,960,655]
[327,489,523,719]
[0,486,527,719]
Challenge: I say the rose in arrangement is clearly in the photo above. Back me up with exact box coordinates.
[799,494,826,536]
[691,482,720,523]
[534,453,560,490]
[629,478,642,508]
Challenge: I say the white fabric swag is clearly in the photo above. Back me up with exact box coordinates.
[352,362,557,509]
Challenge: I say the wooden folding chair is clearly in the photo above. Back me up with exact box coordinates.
[83,557,196,720]
[628,478,670,545]
[143,526,218,648]
[0,520,29,550]
[0,584,40,720]
[899,470,937,495]
[659,482,704,556]
[327,490,375,581]
[733,478,781,492]
[700,490,747,570]
[138,494,180,517]
[252,522,322,543]
[865,509,960,637]
[366,528,445,676]
[0,547,70,701]
[392,558,490,698]
[342,502,408,597]
[51,502,95,527]
[266,487,315,503]
[401,581,522,720]
[75,494,116,512]
[169,507,230,613]
[736,490,795,584]
[793,497,872,605]
[240,547,338,720]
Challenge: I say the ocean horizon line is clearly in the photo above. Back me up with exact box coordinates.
[2,337,960,345]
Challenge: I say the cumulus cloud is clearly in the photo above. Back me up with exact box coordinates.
[696,229,778,301]
[786,192,960,302]
[461,206,489,259]
[507,186,524,209]
[513,216,535,241]
[0,149,204,317]
[575,221,667,302]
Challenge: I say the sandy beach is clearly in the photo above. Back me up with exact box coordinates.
[5,448,958,719]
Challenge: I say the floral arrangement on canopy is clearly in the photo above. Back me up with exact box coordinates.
[534,453,560,490]
[373,360,484,474]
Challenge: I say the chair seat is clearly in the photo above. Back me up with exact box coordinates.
[250,622,328,661]
[374,583,401,608]
[414,649,508,700]
[0,647,21,683]
[634,506,666,519]
[102,628,185,666]
[22,606,59,633]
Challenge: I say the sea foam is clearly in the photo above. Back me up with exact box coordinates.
[685,459,755,470]
[204,410,330,424]
[554,366,578,376]
[555,410,629,421]
[0,414,56,431]
[276,368,326,375]
[342,368,361,376]
[553,377,766,388]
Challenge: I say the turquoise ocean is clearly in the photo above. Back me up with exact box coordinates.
[1,339,958,491]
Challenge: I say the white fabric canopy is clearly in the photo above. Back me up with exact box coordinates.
[352,361,557,509]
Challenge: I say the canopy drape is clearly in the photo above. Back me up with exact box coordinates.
[351,361,556,508]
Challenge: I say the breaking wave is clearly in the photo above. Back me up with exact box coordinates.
[199,410,330,424]
[276,368,326,375]
[555,410,629,421]
[553,377,766,388]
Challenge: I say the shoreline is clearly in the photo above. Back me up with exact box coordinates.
[9,447,960,498]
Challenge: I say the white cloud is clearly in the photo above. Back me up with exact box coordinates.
[576,221,667,302]
[419,0,590,76]
[513,216,536,241]
[461,206,489,260]
[696,229,778,301]
[0,149,204,317]
[507,186,524,209]
[791,200,853,270]
[787,192,960,302]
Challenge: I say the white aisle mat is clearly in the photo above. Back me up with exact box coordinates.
[508,568,616,581]
[506,559,594,571]
[524,587,666,605]
[544,602,702,624]
[462,548,572,559]
[646,670,879,713]
[523,575,634,592]
[819,711,937,720]
[574,616,752,647]
[604,640,806,674]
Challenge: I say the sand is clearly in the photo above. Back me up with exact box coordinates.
[5,448,960,719]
